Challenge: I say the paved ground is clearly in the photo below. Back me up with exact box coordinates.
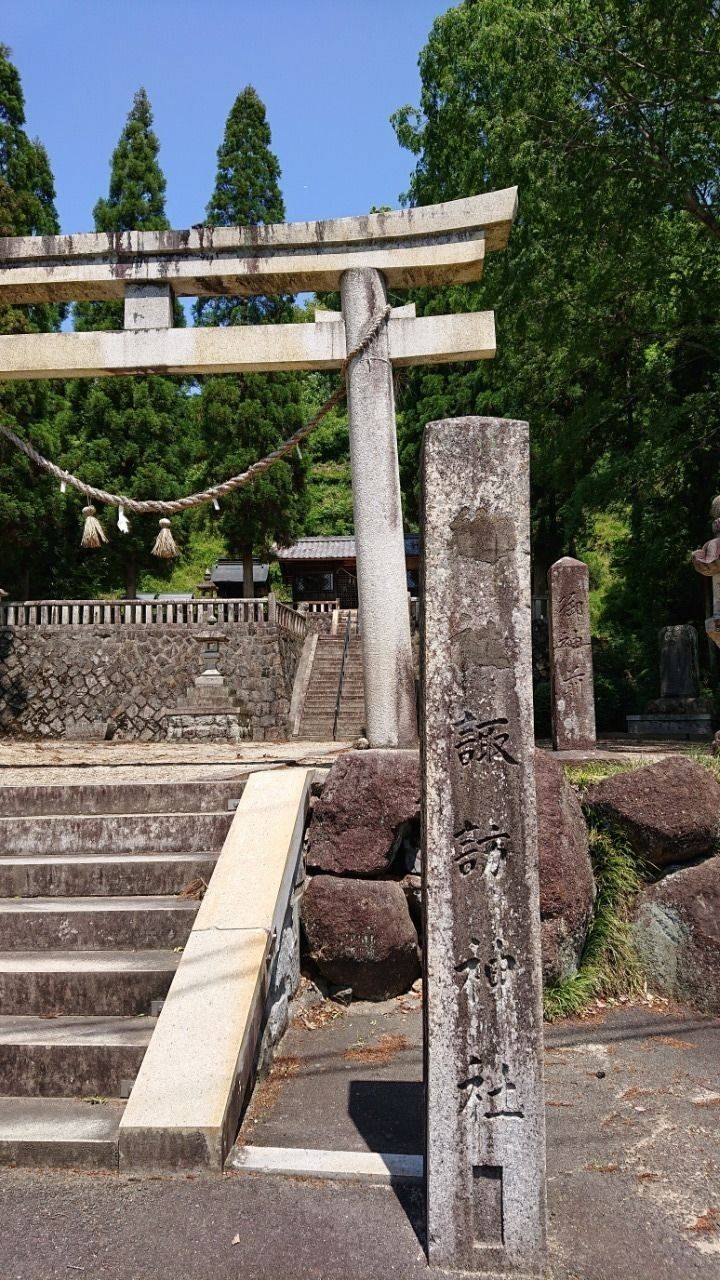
[1,996,717,1280]
[0,736,690,790]
[0,739,349,787]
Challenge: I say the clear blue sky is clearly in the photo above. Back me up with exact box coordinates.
[3,0,451,235]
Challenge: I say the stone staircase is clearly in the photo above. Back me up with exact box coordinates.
[0,778,238,1168]
[299,630,365,741]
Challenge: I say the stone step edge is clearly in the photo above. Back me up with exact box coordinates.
[0,1095,123,1169]
[0,1014,156,1046]
[0,853,218,864]
[0,779,246,819]
[0,895,200,913]
[0,949,181,972]
[0,810,234,824]
[226,1144,423,1184]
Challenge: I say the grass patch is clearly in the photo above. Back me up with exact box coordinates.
[562,760,637,792]
[543,814,647,1022]
[686,745,720,784]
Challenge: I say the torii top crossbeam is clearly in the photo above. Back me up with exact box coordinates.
[0,188,517,302]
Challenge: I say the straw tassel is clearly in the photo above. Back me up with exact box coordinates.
[80,504,107,549]
[117,505,130,534]
[152,517,179,559]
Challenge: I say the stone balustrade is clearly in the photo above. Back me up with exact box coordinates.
[301,600,339,615]
[0,597,273,628]
[273,601,308,639]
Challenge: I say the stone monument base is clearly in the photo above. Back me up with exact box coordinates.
[165,711,251,743]
[627,713,713,739]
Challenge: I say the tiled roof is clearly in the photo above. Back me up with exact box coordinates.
[211,561,270,584]
[277,535,420,561]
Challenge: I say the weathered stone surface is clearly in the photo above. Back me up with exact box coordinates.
[305,749,420,877]
[300,876,419,1000]
[585,757,720,869]
[422,417,546,1275]
[535,751,595,982]
[548,557,596,751]
[341,267,418,748]
[659,624,700,700]
[633,856,720,1014]
[0,189,517,304]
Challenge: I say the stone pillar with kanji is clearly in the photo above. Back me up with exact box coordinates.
[422,416,547,1277]
[548,556,596,751]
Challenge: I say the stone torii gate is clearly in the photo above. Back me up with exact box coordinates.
[0,188,517,747]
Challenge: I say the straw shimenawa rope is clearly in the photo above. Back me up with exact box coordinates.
[0,305,392,555]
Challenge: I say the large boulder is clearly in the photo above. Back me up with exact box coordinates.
[584,757,720,870]
[632,857,720,1014]
[301,875,420,1000]
[535,750,595,982]
[306,749,420,877]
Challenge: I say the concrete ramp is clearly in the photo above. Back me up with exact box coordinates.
[118,767,312,1171]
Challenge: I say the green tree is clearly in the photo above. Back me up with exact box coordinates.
[0,44,65,599]
[298,371,354,537]
[62,88,194,598]
[392,0,720,725]
[194,87,305,592]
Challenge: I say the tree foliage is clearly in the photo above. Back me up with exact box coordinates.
[62,89,194,598]
[194,87,306,581]
[0,44,65,598]
[392,0,720,723]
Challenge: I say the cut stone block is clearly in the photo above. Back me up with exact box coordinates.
[119,768,312,1171]
[0,1096,123,1169]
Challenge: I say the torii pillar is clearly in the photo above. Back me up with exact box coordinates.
[341,268,417,747]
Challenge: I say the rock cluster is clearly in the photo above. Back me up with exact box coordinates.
[302,750,421,999]
[302,749,720,1012]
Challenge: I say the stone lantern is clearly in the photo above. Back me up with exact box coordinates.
[164,614,250,742]
[195,569,218,600]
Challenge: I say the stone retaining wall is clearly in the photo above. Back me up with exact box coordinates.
[0,622,304,741]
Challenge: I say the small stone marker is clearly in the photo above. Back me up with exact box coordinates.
[422,417,546,1276]
[548,556,596,751]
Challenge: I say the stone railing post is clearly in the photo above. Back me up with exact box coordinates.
[422,416,546,1276]
[340,267,417,748]
[267,592,277,625]
[547,557,596,751]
